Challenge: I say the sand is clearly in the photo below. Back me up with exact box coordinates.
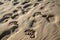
[0,0,60,40]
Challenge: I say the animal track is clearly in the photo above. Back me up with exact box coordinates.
[24,29,35,38]
[3,13,12,18]
[0,2,4,5]
[11,14,19,19]
[42,14,55,22]
[13,2,19,6]
[13,10,18,13]
[23,4,32,8]
[0,17,9,23]
[0,30,11,40]
[0,25,18,40]
[33,12,41,17]
[9,21,18,26]
[0,0,60,40]
[29,20,36,28]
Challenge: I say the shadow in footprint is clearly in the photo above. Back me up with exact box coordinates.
[0,30,11,40]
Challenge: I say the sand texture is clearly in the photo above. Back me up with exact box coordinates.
[0,0,60,40]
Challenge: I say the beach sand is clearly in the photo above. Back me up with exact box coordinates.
[0,0,60,40]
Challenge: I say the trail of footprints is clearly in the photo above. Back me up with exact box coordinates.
[0,0,60,40]
[0,20,18,40]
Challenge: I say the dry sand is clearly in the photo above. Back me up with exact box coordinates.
[0,0,60,40]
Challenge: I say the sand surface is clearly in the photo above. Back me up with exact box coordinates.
[0,0,60,40]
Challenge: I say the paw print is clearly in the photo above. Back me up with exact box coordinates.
[24,29,35,38]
